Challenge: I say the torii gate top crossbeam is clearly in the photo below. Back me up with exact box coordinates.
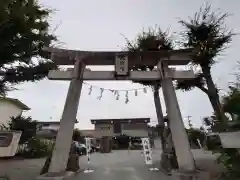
[44,47,193,66]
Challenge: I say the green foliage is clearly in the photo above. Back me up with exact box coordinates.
[0,0,58,95]
[222,86,240,117]
[17,137,52,158]
[124,27,174,87]
[72,129,84,143]
[176,4,233,91]
[175,73,206,92]
[203,84,240,132]
[4,115,52,158]
[203,82,240,179]
[185,117,205,148]
[187,128,205,148]
[218,149,240,180]
[179,4,233,67]
[5,115,37,144]
[176,4,233,125]
[203,115,225,132]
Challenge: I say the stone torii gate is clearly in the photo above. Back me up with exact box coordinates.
[44,47,196,174]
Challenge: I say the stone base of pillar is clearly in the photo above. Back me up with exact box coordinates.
[160,153,172,175]
[172,170,211,180]
[39,152,80,179]
[36,171,78,180]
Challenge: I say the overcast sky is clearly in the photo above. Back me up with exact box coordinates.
[8,0,240,129]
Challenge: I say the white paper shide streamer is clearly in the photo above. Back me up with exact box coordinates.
[84,137,94,173]
[85,82,154,104]
[85,137,91,163]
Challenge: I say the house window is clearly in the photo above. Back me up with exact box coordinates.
[0,134,12,147]
[113,123,121,133]
[100,127,110,130]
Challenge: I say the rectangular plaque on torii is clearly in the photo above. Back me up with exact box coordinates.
[115,53,128,76]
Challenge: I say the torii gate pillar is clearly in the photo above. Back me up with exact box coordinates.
[48,59,85,173]
[159,62,195,172]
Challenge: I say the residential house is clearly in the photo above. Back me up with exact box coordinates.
[0,97,30,128]
[36,119,78,139]
[0,97,29,157]
[91,118,150,149]
[37,121,61,131]
[91,118,150,137]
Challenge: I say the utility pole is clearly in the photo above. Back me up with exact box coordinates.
[186,116,192,129]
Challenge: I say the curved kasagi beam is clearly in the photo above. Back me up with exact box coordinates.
[43,47,193,66]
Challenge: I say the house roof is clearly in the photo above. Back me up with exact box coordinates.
[37,121,61,125]
[37,119,79,125]
[80,129,97,137]
[0,97,30,110]
[36,129,58,139]
[91,118,150,124]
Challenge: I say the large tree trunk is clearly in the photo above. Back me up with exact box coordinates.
[153,85,166,151]
[202,67,228,131]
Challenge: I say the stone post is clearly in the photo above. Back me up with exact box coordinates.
[158,62,195,172]
[49,59,85,173]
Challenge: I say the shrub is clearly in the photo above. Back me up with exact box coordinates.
[17,138,53,158]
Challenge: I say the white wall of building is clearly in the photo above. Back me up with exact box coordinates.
[0,101,23,128]
[0,131,22,157]
[94,123,149,137]
[94,124,114,137]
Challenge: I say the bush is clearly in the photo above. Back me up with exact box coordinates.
[186,128,205,148]
[218,149,240,180]
[4,115,37,144]
[17,138,53,158]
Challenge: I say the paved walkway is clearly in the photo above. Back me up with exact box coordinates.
[0,139,220,180]
[72,149,177,180]
[0,158,45,180]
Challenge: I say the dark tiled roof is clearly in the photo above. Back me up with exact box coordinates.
[37,119,78,125]
[91,118,150,124]
[37,121,60,125]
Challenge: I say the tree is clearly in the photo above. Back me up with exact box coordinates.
[203,83,240,180]
[72,128,84,143]
[222,86,240,119]
[203,83,240,132]
[124,27,173,131]
[0,0,58,96]
[176,5,234,130]
[4,115,37,144]
[124,27,175,171]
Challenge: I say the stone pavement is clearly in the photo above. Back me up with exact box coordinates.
[0,150,175,180]
[0,139,221,180]
[72,149,177,180]
[0,158,46,180]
